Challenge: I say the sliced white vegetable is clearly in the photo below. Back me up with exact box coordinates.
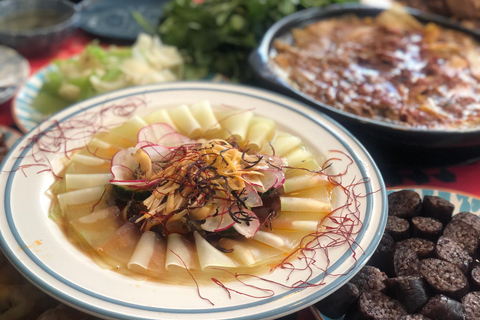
[110,115,148,141]
[71,153,110,166]
[202,212,235,232]
[259,168,285,191]
[285,158,322,178]
[283,146,313,168]
[290,186,331,203]
[65,173,113,190]
[157,131,193,148]
[139,143,171,163]
[94,131,136,148]
[97,222,141,268]
[246,116,275,151]
[253,230,306,253]
[143,108,179,131]
[269,211,326,232]
[70,206,122,248]
[218,110,254,142]
[280,196,332,213]
[168,104,202,138]
[66,154,111,174]
[137,123,176,144]
[232,208,261,238]
[219,238,283,267]
[165,233,198,271]
[189,100,221,134]
[62,198,111,222]
[58,185,112,220]
[128,231,166,277]
[261,133,301,157]
[84,138,122,159]
[58,185,109,209]
[244,174,266,193]
[282,173,330,193]
[253,230,286,250]
[193,232,237,270]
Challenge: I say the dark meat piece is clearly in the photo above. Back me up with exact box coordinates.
[385,215,410,241]
[452,212,480,233]
[385,275,430,313]
[421,196,455,225]
[349,265,388,294]
[411,216,443,242]
[123,200,148,223]
[419,258,469,300]
[252,191,280,226]
[463,291,480,320]
[435,236,472,274]
[388,190,422,219]
[315,282,360,319]
[399,315,432,320]
[345,291,407,320]
[420,294,465,320]
[368,232,395,273]
[443,220,479,256]
[393,242,420,277]
[470,265,480,290]
[396,238,436,259]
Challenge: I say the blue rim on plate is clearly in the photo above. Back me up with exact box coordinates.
[1,82,387,319]
[310,187,480,320]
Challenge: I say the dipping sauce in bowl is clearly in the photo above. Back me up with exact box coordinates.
[0,10,71,31]
[0,0,79,57]
[272,6,480,130]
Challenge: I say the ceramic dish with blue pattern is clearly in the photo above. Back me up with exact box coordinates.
[11,64,52,133]
[0,82,386,320]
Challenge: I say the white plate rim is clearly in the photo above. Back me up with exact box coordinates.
[1,82,387,320]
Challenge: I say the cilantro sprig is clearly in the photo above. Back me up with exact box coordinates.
[159,0,356,81]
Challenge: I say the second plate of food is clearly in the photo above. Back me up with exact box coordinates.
[0,82,386,319]
[250,3,480,151]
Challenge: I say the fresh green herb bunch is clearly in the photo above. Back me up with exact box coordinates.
[159,0,356,81]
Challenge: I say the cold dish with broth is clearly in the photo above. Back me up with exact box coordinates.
[46,101,355,284]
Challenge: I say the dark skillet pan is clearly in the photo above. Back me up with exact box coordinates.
[249,3,480,169]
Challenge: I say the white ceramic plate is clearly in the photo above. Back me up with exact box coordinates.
[310,187,480,320]
[0,45,30,105]
[0,82,387,320]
